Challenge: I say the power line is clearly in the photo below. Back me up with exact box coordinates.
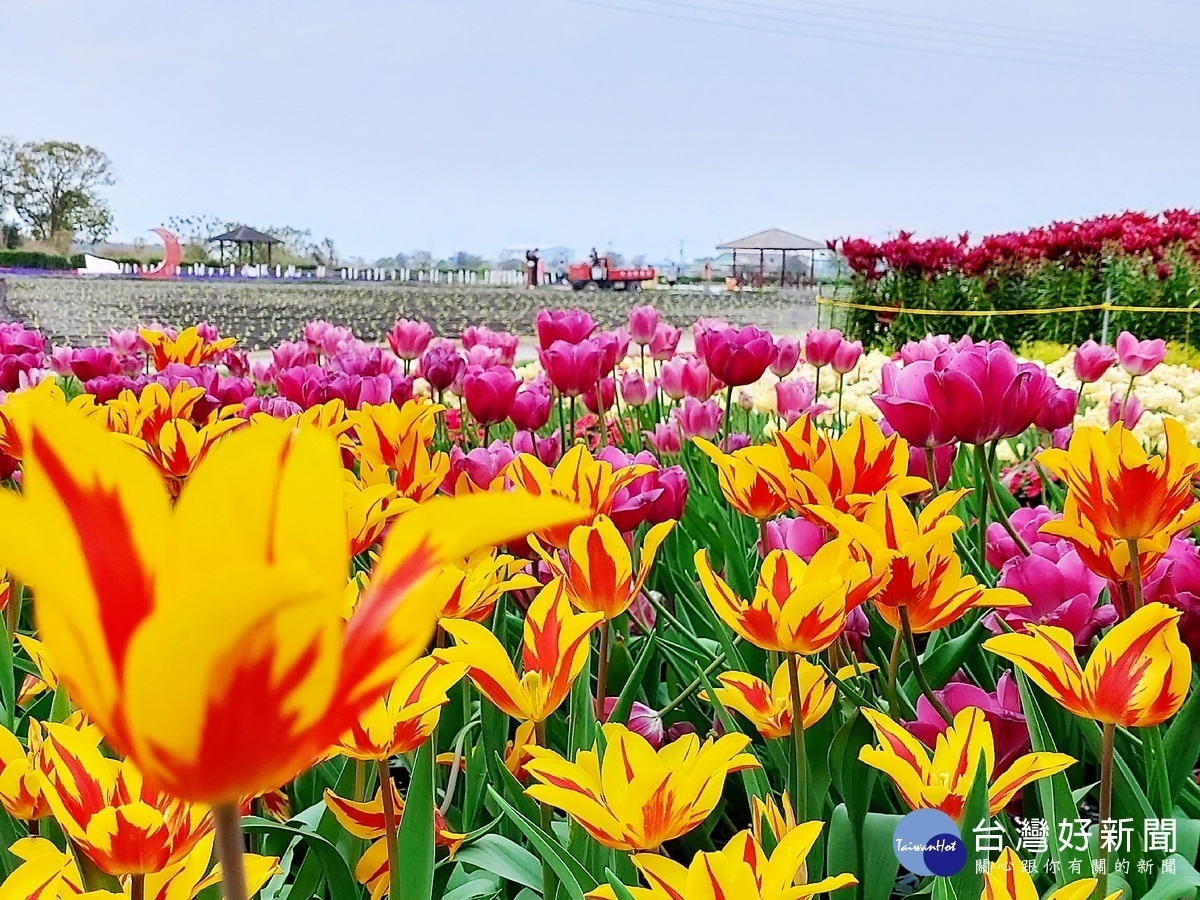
[555,0,1200,79]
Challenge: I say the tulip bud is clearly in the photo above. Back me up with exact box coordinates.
[628,305,660,345]
[1072,339,1118,384]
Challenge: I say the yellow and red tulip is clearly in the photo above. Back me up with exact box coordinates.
[139,327,237,370]
[752,793,798,846]
[345,476,410,556]
[524,722,760,851]
[0,833,279,900]
[506,444,654,547]
[15,635,56,707]
[706,659,835,740]
[348,401,448,502]
[37,723,213,876]
[695,541,869,654]
[1038,418,1200,543]
[437,579,602,722]
[1040,506,1171,585]
[981,847,1120,900]
[858,708,1074,822]
[325,783,465,900]
[817,490,1026,633]
[0,712,99,822]
[693,439,792,520]
[432,549,540,622]
[531,514,674,620]
[504,720,538,781]
[984,601,1191,727]
[773,415,929,518]
[333,655,466,759]
[0,393,582,804]
[587,827,856,900]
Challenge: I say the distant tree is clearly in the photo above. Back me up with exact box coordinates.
[451,251,485,269]
[313,238,338,268]
[408,249,433,268]
[0,136,15,217]
[165,214,231,244]
[7,141,115,244]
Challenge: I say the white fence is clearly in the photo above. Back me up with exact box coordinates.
[114,262,527,285]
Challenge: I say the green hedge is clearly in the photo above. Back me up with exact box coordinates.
[0,250,85,270]
[835,245,1200,350]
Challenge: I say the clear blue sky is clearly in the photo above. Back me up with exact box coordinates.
[8,0,1200,262]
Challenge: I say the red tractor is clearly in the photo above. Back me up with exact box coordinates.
[567,253,655,291]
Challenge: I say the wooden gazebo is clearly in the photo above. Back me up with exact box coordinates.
[211,226,282,266]
[718,228,825,287]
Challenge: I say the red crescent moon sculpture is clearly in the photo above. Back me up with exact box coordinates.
[140,228,182,279]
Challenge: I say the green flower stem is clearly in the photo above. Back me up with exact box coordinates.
[786,652,809,821]
[899,606,952,725]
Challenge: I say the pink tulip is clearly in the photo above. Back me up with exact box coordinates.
[1033,386,1078,432]
[873,361,954,448]
[464,344,504,369]
[1142,537,1200,659]
[595,329,631,374]
[540,339,603,398]
[991,541,1114,646]
[671,398,722,440]
[462,365,519,427]
[620,371,657,407]
[770,337,801,378]
[1072,339,1118,383]
[513,430,561,466]
[644,423,682,455]
[271,340,316,372]
[1116,331,1166,376]
[106,327,148,357]
[462,325,519,367]
[905,673,1030,772]
[695,322,773,387]
[386,318,434,361]
[510,382,553,431]
[721,433,751,452]
[775,379,825,427]
[648,323,682,360]
[600,698,665,748]
[446,441,518,493]
[628,305,660,345]
[923,342,1056,444]
[803,328,843,368]
[760,517,825,561]
[419,340,466,393]
[659,355,714,400]
[536,308,597,349]
[898,334,954,365]
[986,506,1058,570]
[830,339,863,374]
[1109,391,1143,429]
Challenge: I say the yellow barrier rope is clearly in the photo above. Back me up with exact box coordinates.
[816,296,1200,317]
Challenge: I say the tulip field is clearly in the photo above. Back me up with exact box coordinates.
[0,307,1198,900]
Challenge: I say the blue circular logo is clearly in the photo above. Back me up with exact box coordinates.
[892,810,965,877]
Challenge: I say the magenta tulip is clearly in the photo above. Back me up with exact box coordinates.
[462,365,519,427]
[595,329,631,374]
[760,516,825,561]
[582,377,616,414]
[510,382,552,431]
[697,323,774,387]
[1073,339,1118,383]
[540,338,603,398]
[986,506,1058,570]
[1116,331,1166,376]
[990,541,1115,647]
[643,423,682,455]
[462,325,519,367]
[628,305,660,345]
[513,430,561,466]
[600,698,666,748]
[446,441,518,493]
[906,673,1030,772]
[536,308,597,349]
[671,398,722,440]
[1109,390,1144,428]
[1033,386,1078,432]
[775,378,824,427]
[386,318,434,361]
[873,360,954,448]
[1142,537,1200,660]
[419,339,467,393]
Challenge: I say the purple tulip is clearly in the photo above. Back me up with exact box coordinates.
[986,506,1059,570]
[419,340,467,393]
[1116,331,1166,377]
[1109,391,1143,429]
[770,337,801,378]
[241,395,303,419]
[536,308,597,350]
[600,698,665,748]
[803,328,843,368]
[760,517,825,561]
[463,365,519,427]
[721,432,752,452]
[386,318,434,361]
[991,542,1115,646]
[906,673,1030,772]
[1073,339,1118,383]
[513,430,561,466]
[628,305,660,345]
[447,441,518,493]
[906,440,958,490]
